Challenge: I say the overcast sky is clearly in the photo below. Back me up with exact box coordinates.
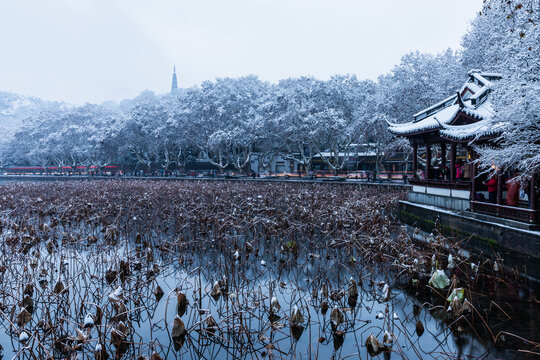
[0,0,483,104]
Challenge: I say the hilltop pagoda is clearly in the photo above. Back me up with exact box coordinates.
[171,65,178,93]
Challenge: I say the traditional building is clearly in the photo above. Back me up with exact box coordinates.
[388,70,538,224]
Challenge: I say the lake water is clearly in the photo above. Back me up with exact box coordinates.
[0,180,538,359]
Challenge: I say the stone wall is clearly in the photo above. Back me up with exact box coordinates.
[399,200,540,280]
[407,192,470,211]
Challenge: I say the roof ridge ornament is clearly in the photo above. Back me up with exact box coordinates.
[456,91,465,108]
[385,117,400,127]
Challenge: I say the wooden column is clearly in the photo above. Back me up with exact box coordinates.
[468,148,474,183]
[426,144,432,180]
[412,143,418,178]
[497,173,503,205]
[441,142,446,168]
[471,163,477,201]
[531,173,537,211]
[450,143,456,181]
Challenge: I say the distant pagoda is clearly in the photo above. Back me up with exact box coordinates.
[171,65,178,93]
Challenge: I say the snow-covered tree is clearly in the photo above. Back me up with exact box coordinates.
[307,75,375,174]
[119,91,166,170]
[377,49,464,124]
[268,77,322,173]
[463,0,540,178]
[83,103,124,171]
[6,102,123,173]
[161,93,193,171]
[186,76,266,172]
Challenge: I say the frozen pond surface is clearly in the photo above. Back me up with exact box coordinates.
[0,180,538,359]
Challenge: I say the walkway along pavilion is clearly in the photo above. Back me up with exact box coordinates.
[387,70,538,225]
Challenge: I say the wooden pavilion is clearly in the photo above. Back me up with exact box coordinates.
[387,70,538,224]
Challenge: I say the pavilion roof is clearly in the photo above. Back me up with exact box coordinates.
[460,100,495,121]
[439,118,506,142]
[387,104,460,136]
[387,70,503,142]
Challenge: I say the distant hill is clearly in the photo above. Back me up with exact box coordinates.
[0,91,63,146]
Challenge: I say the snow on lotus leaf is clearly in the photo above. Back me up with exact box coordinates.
[429,270,450,289]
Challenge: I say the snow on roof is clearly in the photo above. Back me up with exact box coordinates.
[470,72,493,88]
[315,151,378,158]
[440,119,506,142]
[461,82,482,96]
[461,100,494,120]
[388,104,460,136]
[478,72,503,80]
[469,85,488,101]
[413,94,457,120]
[388,69,503,140]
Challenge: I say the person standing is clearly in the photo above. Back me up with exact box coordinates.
[484,173,498,204]
[455,161,463,181]
[440,166,449,181]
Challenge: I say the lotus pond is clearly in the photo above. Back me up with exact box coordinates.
[0,180,538,359]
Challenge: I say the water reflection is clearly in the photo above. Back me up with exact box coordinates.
[0,180,537,359]
[0,232,523,360]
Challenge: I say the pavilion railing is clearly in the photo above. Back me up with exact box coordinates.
[409,178,472,190]
[470,201,540,224]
